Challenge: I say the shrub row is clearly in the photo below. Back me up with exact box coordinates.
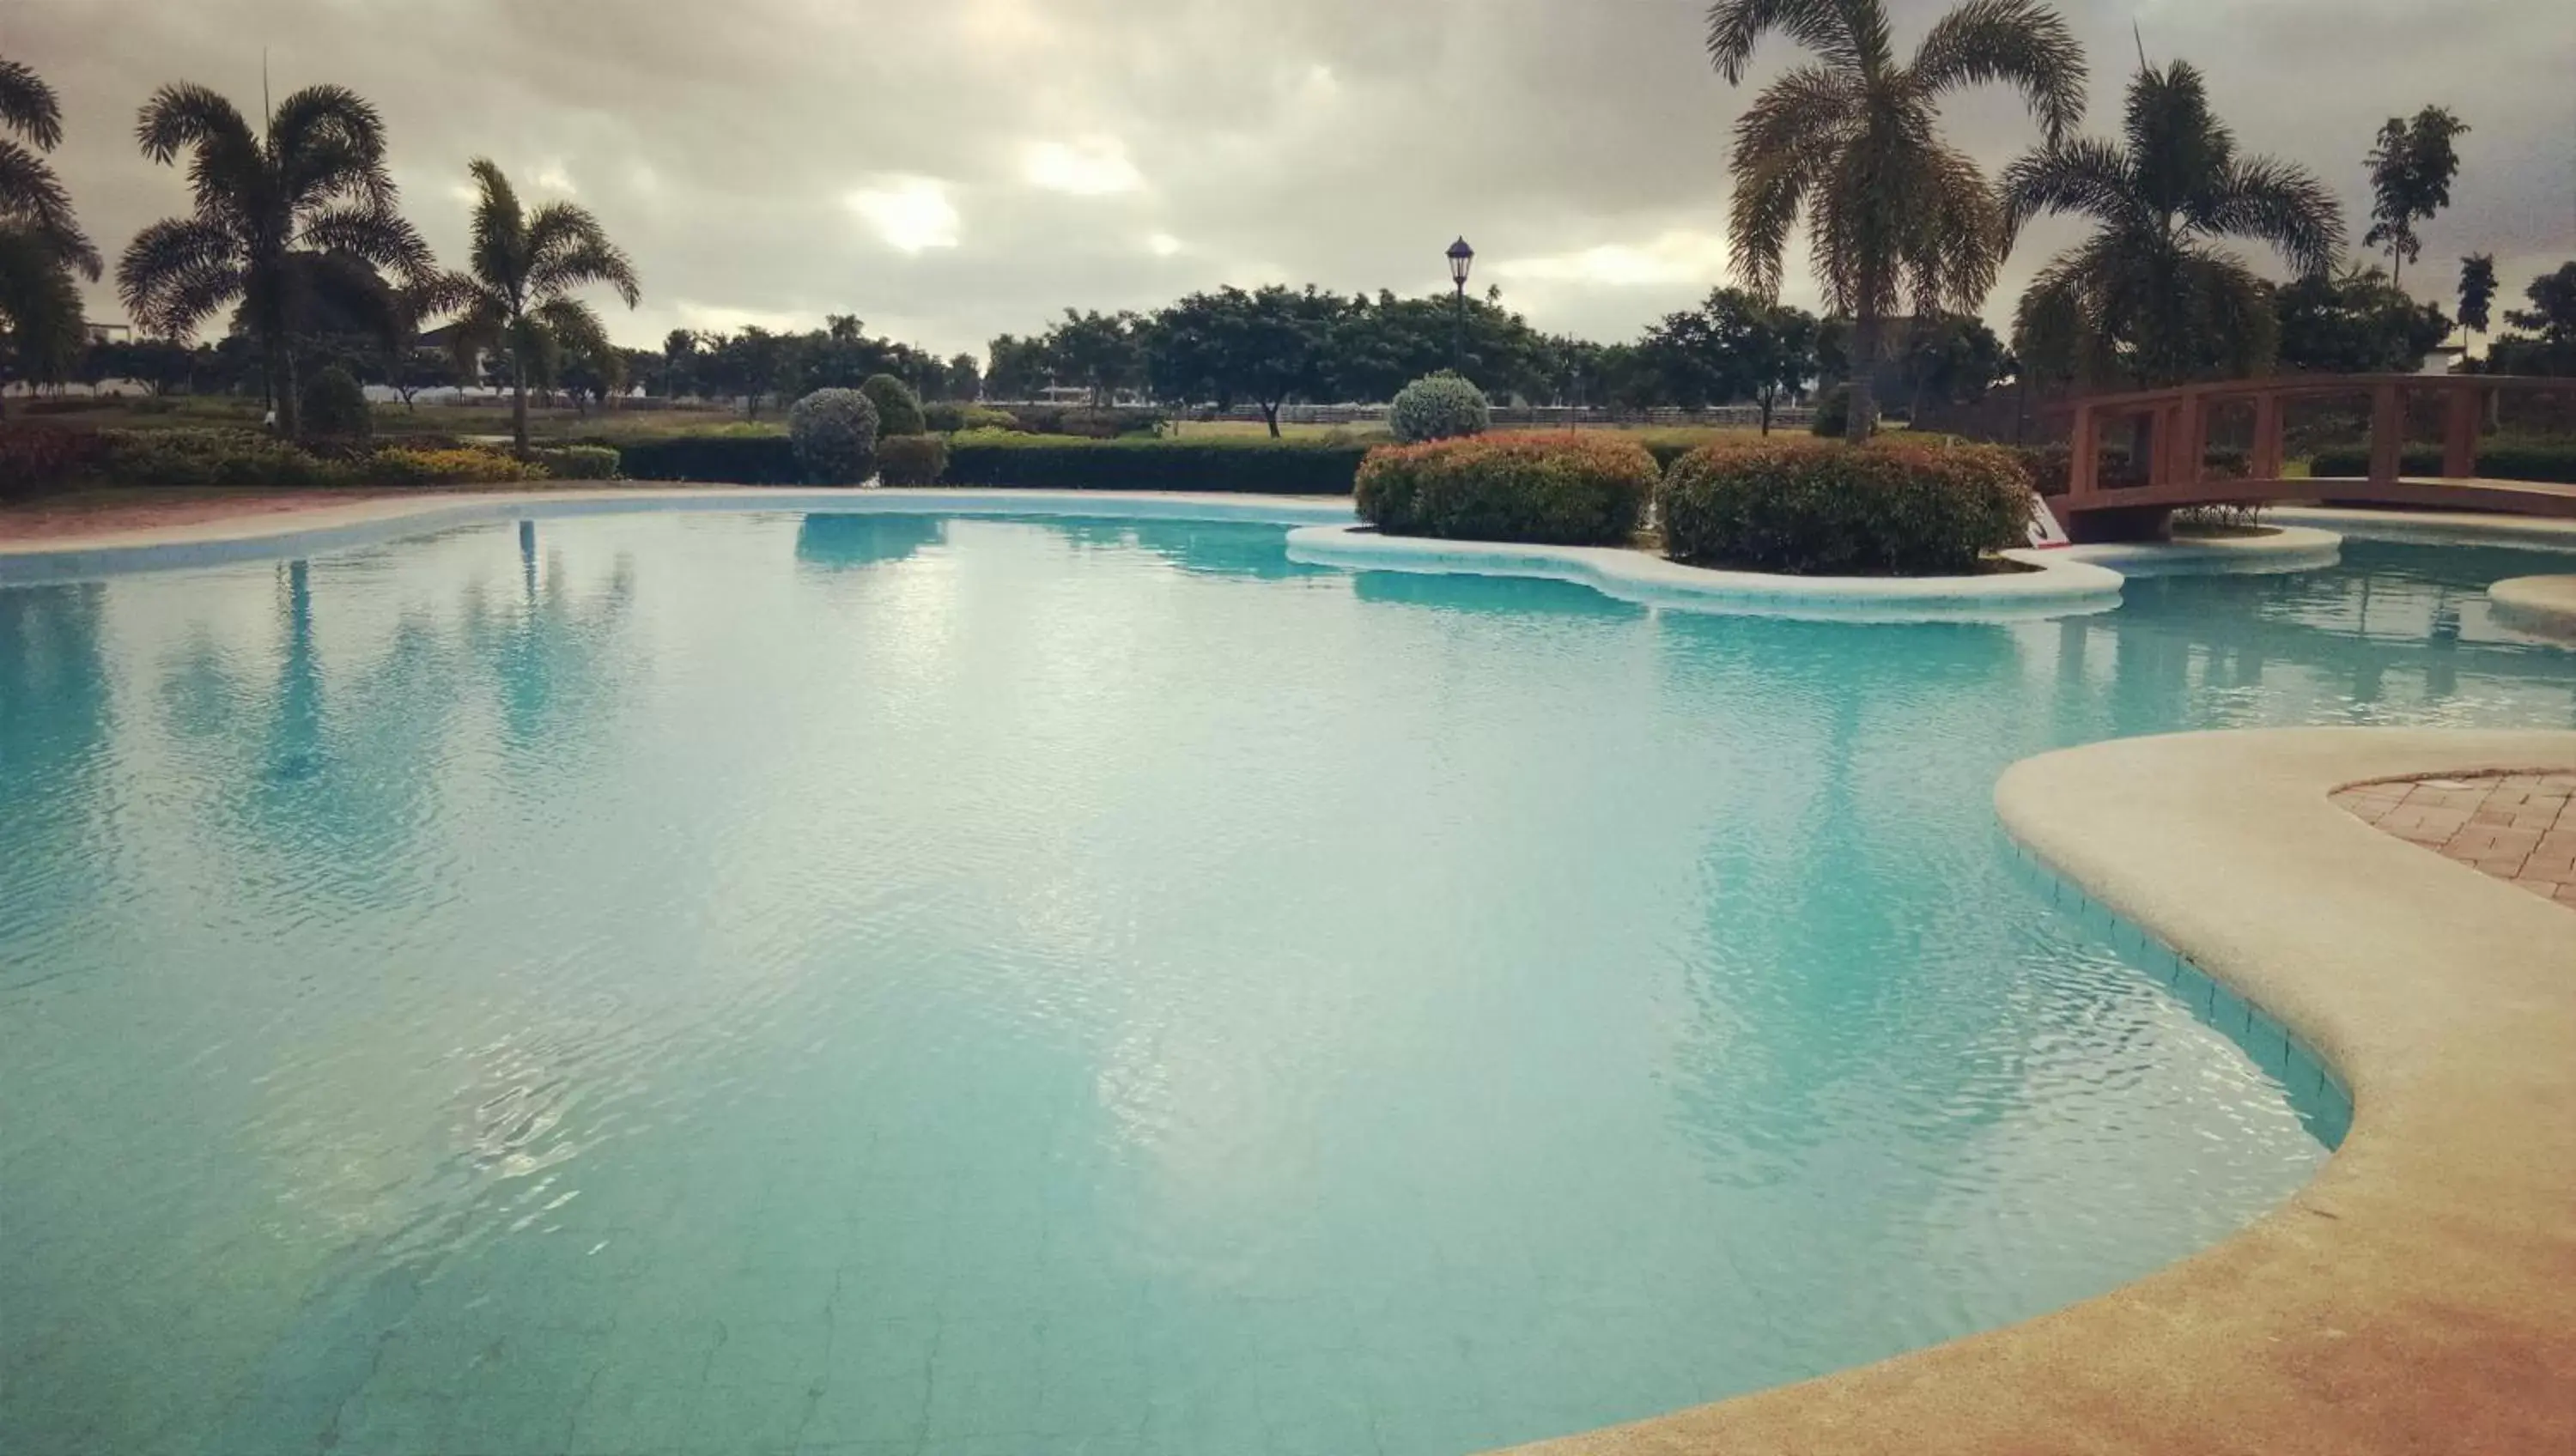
[942,434,1370,493]
[1356,433,1657,545]
[1659,437,2032,576]
[614,433,803,483]
[0,427,614,495]
[2306,437,2576,485]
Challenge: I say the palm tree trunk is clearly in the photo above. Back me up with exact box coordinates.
[1844,310,1883,443]
[511,345,530,458]
[276,345,302,441]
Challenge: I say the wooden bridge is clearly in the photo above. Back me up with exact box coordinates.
[2054,373,2576,543]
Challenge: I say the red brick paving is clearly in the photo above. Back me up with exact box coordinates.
[2334,771,2576,909]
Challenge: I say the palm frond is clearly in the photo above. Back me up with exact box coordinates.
[300,203,429,273]
[116,215,244,333]
[2177,248,2276,378]
[270,85,396,211]
[466,158,526,295]
[135,82,255,167]
[1998,136,2134,239]
[446,294,510,379]
[1910,0,2087,143]
[1728,152,1820,300]
[2202,155,2342,278]
[1704,0,1866,82]
[524,202,641,307]
[1732,64,1862,171]
[2123,60,2232,215]
[0,137,100,278]
[532,295,611,364]
[0,58,66,151]
[1900,142,2002,316]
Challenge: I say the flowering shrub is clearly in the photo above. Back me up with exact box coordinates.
[1388,372,1491,444]
[1356,432,1657,545]
[366,446,538,484]
[860,374,927,436]
[788,389,882,485]
[1659,436,2032,575]
[877,434,949,485]
[530,445,621,480]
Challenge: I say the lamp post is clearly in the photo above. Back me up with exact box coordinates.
[1446,236,1474,374]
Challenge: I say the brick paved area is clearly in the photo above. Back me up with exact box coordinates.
[2333,772,2576,909]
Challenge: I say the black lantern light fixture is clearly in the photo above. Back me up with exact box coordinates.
[1446,236,1475,371]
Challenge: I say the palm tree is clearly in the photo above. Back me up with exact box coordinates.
[444,160,639,456]
[116,82,428,438]
[1707,0,2087,440]
[2005,62,2342,390]
[0,56,100,411]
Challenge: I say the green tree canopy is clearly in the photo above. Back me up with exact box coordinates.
[2457,253,2498,340]
[1145,284,1343,435]
[2362,106,2470,287]
[1707,0,2086,439]
[2007,61,2342,390]
[2487,262,2576,376]
[2272,264,2451,374]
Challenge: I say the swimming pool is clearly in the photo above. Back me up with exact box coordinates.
[3,512,2568,1456]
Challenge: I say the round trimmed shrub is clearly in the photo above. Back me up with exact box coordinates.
[860,373,927,436]
[301,365,371,440]
[1658,436,2032,576]
[1388,372,1490,444]
[1355,432,1657,545]
[789,388,882,485]
[878,434,949,486]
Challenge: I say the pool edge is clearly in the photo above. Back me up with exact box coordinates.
[1498,725,2576,1456]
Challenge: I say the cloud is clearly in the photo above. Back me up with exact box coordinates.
[1024,137,1145,196]
[1494,231,1730,288]
[844,176,963,254]
[1145,232,1183,258]
[21,0,2571,359]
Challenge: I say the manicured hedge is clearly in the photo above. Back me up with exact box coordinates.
[878,434,949,486]
[1355,432,1659,545]
[0,427,548,491]
[2307,437,2576,485]
[942,434,1368,493]
[616,434,802,483]
[529,445,622,481]
[1660,436,2032,576]
[0,426,114,499]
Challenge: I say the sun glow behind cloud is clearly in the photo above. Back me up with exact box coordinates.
[844,176,963,253]
[1493,231,1728,287]
[1024,137,1145,196]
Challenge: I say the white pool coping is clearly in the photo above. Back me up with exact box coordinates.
[1283,522,2126,622]
[2062,524,2343,576]
[2488,574,2576,638]
[2272,505,2576,553]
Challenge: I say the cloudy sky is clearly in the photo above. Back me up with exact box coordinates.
[10,0,2571,358]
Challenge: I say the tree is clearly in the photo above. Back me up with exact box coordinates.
[659,328,699,399]
[946,352,981,403]
[443,159,640,454]
[1145,285,1343,435]
[1897,312,2007,418]
[117,81,428,438]
[985,333,1049,399]
[1,56,100,412]
[1707,0,2085,441]
[2007,62,2342,391]
[1637,288,1821,430]
[2486,261,2576,376]
[2456,253,2497,346]
[2361,106,2469,288]
[1040,308,1143,408]
[2272,265,2451,374]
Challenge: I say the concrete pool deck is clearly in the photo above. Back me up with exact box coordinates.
[1505,726,2576,1456]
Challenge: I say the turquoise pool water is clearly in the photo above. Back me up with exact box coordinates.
[3,513,2570,1456]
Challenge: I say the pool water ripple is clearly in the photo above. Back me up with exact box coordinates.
[3,514,2570,1456]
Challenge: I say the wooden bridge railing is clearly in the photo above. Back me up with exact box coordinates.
[2064,373,2573,503]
